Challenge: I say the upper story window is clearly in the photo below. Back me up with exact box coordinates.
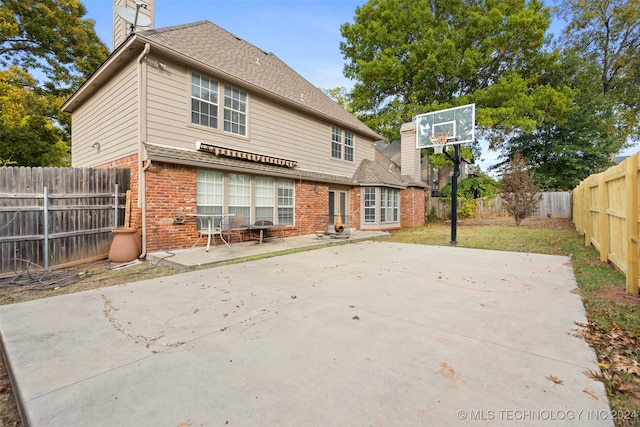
[224,85,247,136]
[191,73,247,136]
[191,73,218,129]
[331,126,354,162]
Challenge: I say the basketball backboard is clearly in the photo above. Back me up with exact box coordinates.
[415,104,475,149]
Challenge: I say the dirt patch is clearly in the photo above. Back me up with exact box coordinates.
[596,287,640,306]
[0,359,20,426]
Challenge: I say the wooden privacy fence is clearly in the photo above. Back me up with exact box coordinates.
[0,167,130,277]
[427,192,572,220]
[573,153,639,295]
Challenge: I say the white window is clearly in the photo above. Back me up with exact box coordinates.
[364,187,399,224]
[224,85,247,136]
[331,126,354,161]
[278,179,294,225]
[228,173,251,224]
[196,170,223,229]
[364,187,376,223]
[191,73,218,129]
[380,188,399,223]
[344,130,354,162]
[255,177,274,222]
[331,126,342,159]
[197,171,295,226]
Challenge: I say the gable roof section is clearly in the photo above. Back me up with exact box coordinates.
[353,159,406,189]
[64,20,382,141]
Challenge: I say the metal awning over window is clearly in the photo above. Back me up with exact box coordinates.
[196,141,297,168]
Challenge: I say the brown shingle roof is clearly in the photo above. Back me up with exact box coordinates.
[352,159,406,188]
[137,21,381,140]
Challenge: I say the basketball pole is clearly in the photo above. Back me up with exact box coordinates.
[450,143,461,244]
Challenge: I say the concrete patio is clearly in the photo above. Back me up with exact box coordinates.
[0,240,613,426]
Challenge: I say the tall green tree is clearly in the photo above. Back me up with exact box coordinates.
[340,0,567,143]
[496,50,620,190]
[0,67,69,166]
[559,0,640,142]
[0,0,109,166]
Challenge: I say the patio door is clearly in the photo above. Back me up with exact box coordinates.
[328,188,348,229]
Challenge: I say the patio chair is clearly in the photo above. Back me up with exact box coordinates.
[224,214,246,245]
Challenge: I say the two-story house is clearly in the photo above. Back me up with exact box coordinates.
[62,5,426,257]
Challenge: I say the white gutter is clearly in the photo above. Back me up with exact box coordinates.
[137,43,150,258]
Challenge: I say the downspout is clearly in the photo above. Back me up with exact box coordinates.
[137,43,150,258]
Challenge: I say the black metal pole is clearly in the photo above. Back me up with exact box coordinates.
[450,144,461,244]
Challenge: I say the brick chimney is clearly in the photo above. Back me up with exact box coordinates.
[113,0,155,49]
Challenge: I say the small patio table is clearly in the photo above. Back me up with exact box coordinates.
[248,221,275,245]
[187,213,234,251]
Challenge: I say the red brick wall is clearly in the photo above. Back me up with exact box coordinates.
[292,181,328,236]
[351,187,362,230]
[97,156,425,251]
[144,161,200,252]
[400,187,426,228]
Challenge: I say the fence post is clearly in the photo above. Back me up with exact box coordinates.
[114,183,118,229]
[598,174,609,263]
[43,186,49,270]
[625,155,639,295]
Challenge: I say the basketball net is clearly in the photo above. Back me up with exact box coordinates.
[429,132,450,154]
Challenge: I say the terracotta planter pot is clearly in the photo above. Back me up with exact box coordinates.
[108,227,141,263]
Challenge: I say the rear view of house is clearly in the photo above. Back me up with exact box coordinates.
[62,1,426,256]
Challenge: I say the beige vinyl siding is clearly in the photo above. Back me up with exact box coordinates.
[143,62,377,177]
[250,97,377,175]
[145,61,194,144]
[71,62,138,167]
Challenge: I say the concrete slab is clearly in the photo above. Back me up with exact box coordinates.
[0,241,613,426]
[147,231,389,268]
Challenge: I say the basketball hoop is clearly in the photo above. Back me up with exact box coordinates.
[429,132,449,154]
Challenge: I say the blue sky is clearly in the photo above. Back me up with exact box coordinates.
[84,0,367,90]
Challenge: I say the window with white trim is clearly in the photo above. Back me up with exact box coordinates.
[196,171,295,226]
[255,177,274,222]
[380,188,399,223]
[344,130,354,161]
[331,126,342,159]
[228,173,251,225]
[331,126,354,161]
[363,187,376,223]
[191,73,218,129]
[224,85,247,136]
[278,179,294,225]
[196,170,223,230]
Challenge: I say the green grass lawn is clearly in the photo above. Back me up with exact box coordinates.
[379,218,640,427]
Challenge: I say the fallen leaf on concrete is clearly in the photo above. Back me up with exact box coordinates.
[438,361,461,381]
[546,375,564,385]
[583,388,601,400]
[584,369,604,381]
[177,421,191,427]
